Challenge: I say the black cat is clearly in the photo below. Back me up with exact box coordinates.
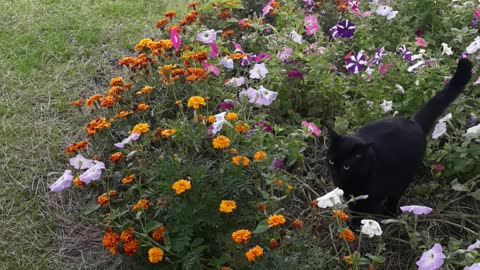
[326,58,473,217]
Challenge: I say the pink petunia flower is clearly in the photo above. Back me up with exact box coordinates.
[277,47,292,61]
[49,170,74,192]
[415,37,428,47]
[262,0,275,17]
[474,10,480,19]
[170,29,181,50]
[304,15,319,36]
[400,205,433,215]
[202,62,220,76]
[209,42,219,59]
[301,121,321,136]
[416,244,446,270]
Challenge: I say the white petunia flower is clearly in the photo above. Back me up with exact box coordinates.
[380,100,393,113]
[220,57,234,69]
[432,113,452,140]
[464,123,480,139]
[249,63,269,79]
[407,61,425,73]
[225,77,245,87]
[241,86,278,106]
[290,30,303,44]
[360,219,382,237]
[211,112,232,135]
[466,36,480,54]
[316,188,344,208]
[195,29,217,44]
[441,43,453,55]
[49,170,74,192]
[395,84,405,94]
[69,154,95,170]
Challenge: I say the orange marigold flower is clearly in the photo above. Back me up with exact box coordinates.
[221,29,235,39]
[85,94,104,108]
[187,96,206,110]
[110,77,124,87]
[100,95,115,108]
[310,200,318,208]
[188,2,198,9]
[164,11,176,19]
[159,64,177,75]
[65,141,88,155]
[133,199,150,212]
[115,110,133,119]
[119,57,135,67]
[152,226,166,242]
[287,185,293,191]
[231,229,251,244]
[208,115,216,124]
[97,193,109,207]
[245,245,263,263]
[136,86,153,95]
[123,239,139,256]
[156,18,169,29]
[120,228,135,244]
[69,99,85,107]
[292,219,303,230]
[181,11,198,26]
[170,68,185,78]
[225,112,238,121]
[343,255,353,266]
[108,247,117,256]
[159,129,176,138]
[175,100,183,106]
[231,156,250,167]
[269,239,279,249]
[220,9,231,20]
[227,53,245,60]
[107,86,124,96]
[132,123,150,134]
[134,38,153,51]
[168,25,181,33]
[219,200,237,214]
[108,190,118,197]
[185,75,200,83]
[220,267,232,270]
[338,229,355,243]
[148,247,164,264]
[235,123,249,134]
[172,179,191,195]
[109,152,124,163]
[186,67,206,77]
[137,103,150,112]
[253,151,267,161]
[268,214,286,228]
[84,118,111,136]
[333,210,349,222]
[256,202,267,212]
[212,135,231,150]
[274,180,283,186]
[121,174,135,185]
[103,232,119,248]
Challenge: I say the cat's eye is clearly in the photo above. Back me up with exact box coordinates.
[343,165,350,170]
[328,160,334,165]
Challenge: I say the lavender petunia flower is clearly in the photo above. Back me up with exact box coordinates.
[465,263,480,270]
[225,77,245,87]
[220,57,234,69]
[416,243,446,270]
[78,161,105,184]
[330,20,356,39]
[242,86,278,106]
[466,240,480,252]
[114,133,140,149]
[277,47,292,61]
[252,122,273,133]
[249,63,269,79]
[346,51,367,74]
[49,170,74,192]
[400,205,433,215]
[196,29,217,44]
[69,154,95,170]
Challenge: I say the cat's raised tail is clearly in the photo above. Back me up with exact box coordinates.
[413,58,473,134]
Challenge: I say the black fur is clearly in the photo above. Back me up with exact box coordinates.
[326,59,472,218]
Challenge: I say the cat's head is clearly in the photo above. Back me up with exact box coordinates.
[326,128,373,180]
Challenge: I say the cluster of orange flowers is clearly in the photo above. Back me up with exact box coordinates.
[212,135,231,150]
[333,210,349,221]
[119,53,155,71]
[231,155,250,167]
[97,190,119,207]
[102,228,139,256]
[267,214,286,228]
[153,128,177,140]
[231,229,251,244]
[133,199,150,212]
[109,152,124,164]
[219,200,237,214]
[84,118,111,136]
[65,141,88,155]
[338,228,355,243]
[245,246,264,263]
[121,174,135,185]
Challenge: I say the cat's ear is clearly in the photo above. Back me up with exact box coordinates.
[324,124,340,143]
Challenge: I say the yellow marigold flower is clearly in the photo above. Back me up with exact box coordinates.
[151,226,166,242]
[287,185,293,191]
[232,156,250,167]
[110,77,124,87]
[291,219,303,230]
[274,180,283,186]
[123,239,139,256]
[159,64,177,75]
[212,135,231,150]
[135,38,153,51]
[160,129,177,139]
[132,123,150,134]
[172,179,191,195]
[253,151,267,161]
[231,229,251,244]
[148,247,164,264]
[109,152,124,163]
[136,86,153,95]
[187,96,206,110]
[115,110,133,119]
[338,229,355,243]
[133,199,150,212]
[102,231,119,248]
[219,200,237,214]
[97,193,109,207]
[268,214,286,228]
[225,112,238,121]
[137,103,150,112]
[229,148,239,155]
[333,210,349,221]
[175,100,183,106]
[121,174,135,185]
[235,123,249,134]
[120,228,135,244]
[159,39,172,50]
[245,245,264,263]
[208,116,216,124]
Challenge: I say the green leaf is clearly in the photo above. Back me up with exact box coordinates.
[367,254,386,264]
[468,189,480,200]
[145,221,162,233]
[252,219,269,234]
[83,204,100,215]
[334,116,349,134]
[451,179,470,192]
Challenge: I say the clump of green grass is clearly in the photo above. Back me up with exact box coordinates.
[0,0,189,268]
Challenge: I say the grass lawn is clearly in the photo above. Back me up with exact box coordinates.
[0,0,188,268]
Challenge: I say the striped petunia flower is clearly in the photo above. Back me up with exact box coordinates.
[330,20,356,39]
[346,50,367,74]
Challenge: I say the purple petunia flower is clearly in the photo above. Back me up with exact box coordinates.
[330,20,356,39]
[241,54,257,67]
[217,101,234,111]
[398,45,414,62]
[114,133,140,149]
[349,0,359,10]
[346,51,367,74]
[69,154,95,170]
[370,47,387,66]
[416,243,446,270]
[79,161,105,184]
[287,70,303,79]
[465,263,480,270]
[270,158,284,171]
[466,240,480,252]
[400,205,433,215]
[202,62,220,76]
[303,0,314,5]
[242,86,277,106]
[252,122,273,133]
